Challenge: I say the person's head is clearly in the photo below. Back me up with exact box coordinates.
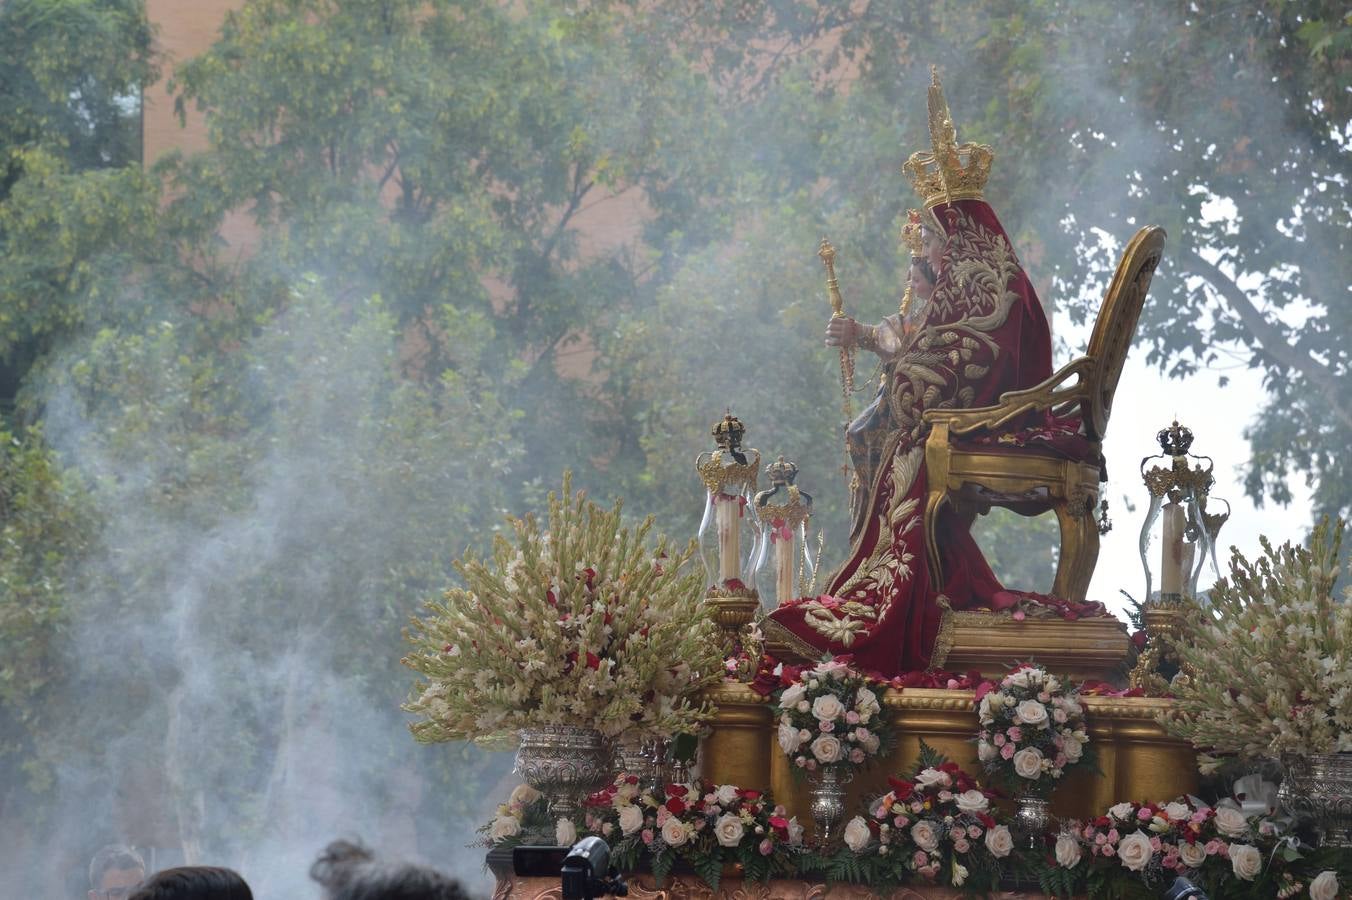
[126,866,252,900]
[88,845,145,900]
[906,226,943,302]
[310,840,469,900]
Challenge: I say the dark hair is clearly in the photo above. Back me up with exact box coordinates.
[127,867,252,900]
[89,844,146,890]
[311,840,469,900]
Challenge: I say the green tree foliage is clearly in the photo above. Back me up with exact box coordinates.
[0,427,95,795]
[0,0,156,379]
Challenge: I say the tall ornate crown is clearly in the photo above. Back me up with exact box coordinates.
[902,67,994,208]
[765,455,799,486]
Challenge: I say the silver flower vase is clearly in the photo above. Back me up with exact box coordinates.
[809,766,850,846]
[1279,752,1352,848]
[516,725,612,824]
[1014,795,1051,849]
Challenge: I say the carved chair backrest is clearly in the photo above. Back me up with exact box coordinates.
[1081,226,1166,443]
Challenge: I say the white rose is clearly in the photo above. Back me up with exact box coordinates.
[1214,804,1250,838]
[787,817,805,845]
[715,784,740,806]
[911,820,940,852]
[555,818,577,846]
[1229,843,1261,881]
[951,861,969,886]
[780,683,806,708]
[915,768,947,788]
[714,812,746,848]
[977,740,997,762]
[1062,735,1084,762]
[1177,841,1207,869]
[778,720,804,754]
[1108,802,1135,822]
[618,804,645,835]
[489,815,521,842]
[856,686,881,717]
[955,790,989,814]
[661,816,689,847]
[1054,833,1081,869]
[978,692,1004,724]
[1012,747,1044,780]
[1310,870,1340,900]
[1015,699,1049,727]
[811,734,843,763]
[1117,830,1154,872]
[812,693,846,721]
[1163,801,1191,822]
[984,824,1014,859]
[843,815,871,852]
[509,784,542,806]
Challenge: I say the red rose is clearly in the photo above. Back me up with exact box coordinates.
[665,797,686,816]
[585,652,601,670]
[887,778,914,800]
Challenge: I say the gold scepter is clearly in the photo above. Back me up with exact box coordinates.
[818,238,857,491]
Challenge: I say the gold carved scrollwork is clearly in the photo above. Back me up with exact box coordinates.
[696,448,761,495]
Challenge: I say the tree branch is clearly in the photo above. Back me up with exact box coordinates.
[1184,247,1352,434]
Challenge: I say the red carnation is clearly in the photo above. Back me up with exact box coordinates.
[585,652,601,670]
[665,797,686,816]
[887,778,914,800]
[665,784,689,798]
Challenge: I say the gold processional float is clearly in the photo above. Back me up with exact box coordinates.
[472,68,1318,900]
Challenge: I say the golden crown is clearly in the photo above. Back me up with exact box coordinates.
[902,67,994,208]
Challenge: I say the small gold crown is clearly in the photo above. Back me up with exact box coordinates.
[902,67,994,208]
[765,455,799,485]
[900,208,924,256]
[712,412,745,450]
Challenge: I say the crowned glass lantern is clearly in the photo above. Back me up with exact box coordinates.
[695,413,763,648]
[753,456,815,612]
[1130,422,1230,688]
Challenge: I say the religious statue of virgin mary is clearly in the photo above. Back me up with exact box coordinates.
[763,69,1055,676]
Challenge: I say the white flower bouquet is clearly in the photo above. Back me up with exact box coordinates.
[579,774,803,889]
[403,475,724,745]
[772,657,891,776]
[974,664,1090,795]
[808,745,1015,891]
[1164,517,1352,758]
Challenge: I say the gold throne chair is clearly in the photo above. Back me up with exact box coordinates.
[922,226,1165,678]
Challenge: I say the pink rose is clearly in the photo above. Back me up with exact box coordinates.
[641,828,654,845]
[758,838,773,856]
[1007,726,1023,741]
[845,710,860,724]
[1000,742,1016,760]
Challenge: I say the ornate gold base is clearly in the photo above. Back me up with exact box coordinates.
[932,610,1130,684]
[700,684,1195,842]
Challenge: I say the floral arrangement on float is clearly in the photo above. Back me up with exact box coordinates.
[402,474,725,822]
[974,664,1091,840]
[771,656,892,842]
[1037,795,1351,900]
[1161,518,1352,850]
[803,744,1015,892]
[578,774,803,890]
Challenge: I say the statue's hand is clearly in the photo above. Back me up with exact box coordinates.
[825,316,857,348]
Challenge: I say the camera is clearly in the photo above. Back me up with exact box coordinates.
[1161,876,1209,900]
[512,837,628,900]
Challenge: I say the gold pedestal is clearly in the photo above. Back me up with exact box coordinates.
[699,681,772,790]
[703,587,759,658]
[932,611,1131,684]
[704,684,1196,838]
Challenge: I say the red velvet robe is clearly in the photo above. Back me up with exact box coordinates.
[764,198,1052,675]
